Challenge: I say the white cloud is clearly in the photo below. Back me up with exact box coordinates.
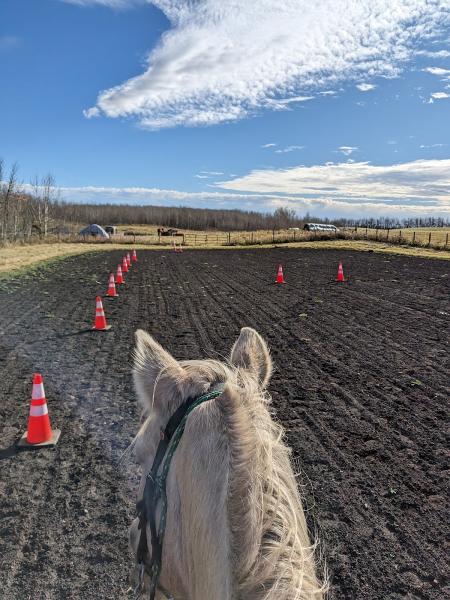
[420,143,445,148]
[356,83,376,92]
[265,96,314,110]
[262,143,277,148]
[83,106,101,118]
[80,0,450,129]
[200,171,224,175]
[217,159,450,214]
[274,145,305,154]
[417,49,450,58]
[337,146,358,156]
[19,174,449,219]
[62,0,141,7]
[194,174,209,179]
[431,91,450,99]
[422,66,450,77]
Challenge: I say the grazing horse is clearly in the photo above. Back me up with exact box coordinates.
[129,326,326,599]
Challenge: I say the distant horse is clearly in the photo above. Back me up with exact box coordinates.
[129,327,326,599]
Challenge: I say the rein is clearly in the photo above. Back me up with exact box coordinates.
[135,384,225,600]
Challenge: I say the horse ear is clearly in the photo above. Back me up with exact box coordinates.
[133,329,183,410]
[230,327,272,388]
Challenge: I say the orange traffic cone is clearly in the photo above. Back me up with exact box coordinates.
[122,257,129,273]
[126,252,131,267]
[17,374,61,448]
[116,264,125,284]
[336,262,345,282]
[276,264,286,284]
[93,296,111,331]
[106,272,118,297]
[132,249,137,262]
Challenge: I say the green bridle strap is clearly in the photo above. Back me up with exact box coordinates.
[147,384,225,599]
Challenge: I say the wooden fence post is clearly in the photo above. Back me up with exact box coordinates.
[428,231,432,246]
[386,229,389,240]
[272,229,275,243]
[446,233,449,247]
[413,231,416,244]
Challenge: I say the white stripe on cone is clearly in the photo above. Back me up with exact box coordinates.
[30,404,48,417]
[32,383,45,400]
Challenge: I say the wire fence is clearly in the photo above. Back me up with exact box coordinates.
[1,227,449,251]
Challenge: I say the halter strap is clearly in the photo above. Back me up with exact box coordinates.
[135,383,225,599]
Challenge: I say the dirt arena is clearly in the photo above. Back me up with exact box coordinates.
[0,248,448,599]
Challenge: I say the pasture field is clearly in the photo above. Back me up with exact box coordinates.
[0,248,448,599]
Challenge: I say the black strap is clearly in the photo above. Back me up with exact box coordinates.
[135,386,224,596]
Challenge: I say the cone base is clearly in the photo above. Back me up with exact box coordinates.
[17,429,61,449]
[92,325,112,331]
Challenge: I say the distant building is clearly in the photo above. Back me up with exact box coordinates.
[303,223,338,232]
[79,224,110,238]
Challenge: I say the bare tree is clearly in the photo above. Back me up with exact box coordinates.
[0,161,19,241]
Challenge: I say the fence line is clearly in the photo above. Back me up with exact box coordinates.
[1,228,449,251]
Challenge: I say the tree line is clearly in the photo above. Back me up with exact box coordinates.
[1,159,448,241]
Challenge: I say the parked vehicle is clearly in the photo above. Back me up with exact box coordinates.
[303,223,339,232]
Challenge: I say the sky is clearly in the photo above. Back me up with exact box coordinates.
[1,0,450,219]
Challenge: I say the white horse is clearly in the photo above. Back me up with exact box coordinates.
[129,326,326,599]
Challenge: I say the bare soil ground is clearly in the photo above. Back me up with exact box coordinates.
[0,248,448,599]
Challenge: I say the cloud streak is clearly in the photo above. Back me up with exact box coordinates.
[217,159,450,214]
[27,179,448,219]
[79,0,450,129]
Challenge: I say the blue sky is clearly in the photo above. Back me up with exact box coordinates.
[1,0,450,218]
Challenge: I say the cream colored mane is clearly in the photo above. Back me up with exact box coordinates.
[130,327,326,599]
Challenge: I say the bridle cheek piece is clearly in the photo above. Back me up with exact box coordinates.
[134,384,225,600]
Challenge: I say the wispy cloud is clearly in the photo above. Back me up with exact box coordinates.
[217,159,450,217]
[422,66,450,77]
[431,91,450,100]
[79,0,449,129]
[420,143,445,148]
[62,0,142,7]
[337,146,358,156]
[417,49,450,58]
[21,168,449,218]
[83,107,101,118]
[262,143,277,148]
[274,145,305,154]
[356,83,376,92]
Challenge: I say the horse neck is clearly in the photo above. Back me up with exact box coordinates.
[164,399,234,600]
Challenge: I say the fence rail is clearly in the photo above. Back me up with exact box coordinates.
[1,228,449,251]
